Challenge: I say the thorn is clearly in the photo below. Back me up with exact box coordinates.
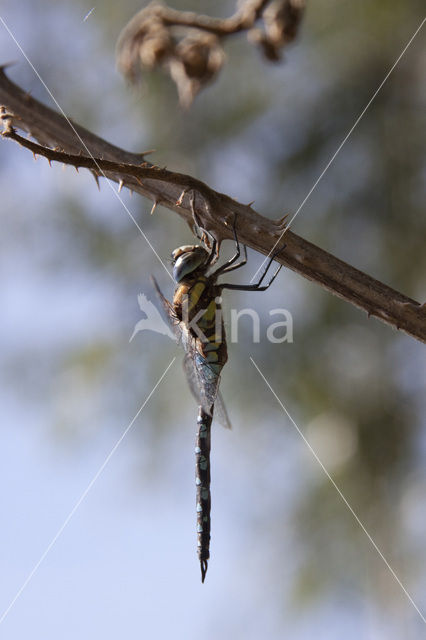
[0,61,19,72]
[247,200,255,207]
[118,179,124,193]
[32,152,37,160]
[140,149,155,157]
[91,171,100,190]
[48,159,52,167]
[273,214,289,229]
[176,188,188,206]
[150,199,158,215]
[75,166,79,172]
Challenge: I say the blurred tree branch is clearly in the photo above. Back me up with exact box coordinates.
[116,0,306,106]
[1,68,425,343]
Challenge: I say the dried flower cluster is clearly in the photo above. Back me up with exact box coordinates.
[249,0,306,60]
[116,0,306,107]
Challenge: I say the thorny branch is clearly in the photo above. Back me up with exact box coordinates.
[117,0,306,106]
[0,68,425,343]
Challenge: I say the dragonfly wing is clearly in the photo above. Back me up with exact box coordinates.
[185,347,230,427]
[182,352,203,405]
[182,348,220,417]
[214,391,232,430]
[151,276,183,343]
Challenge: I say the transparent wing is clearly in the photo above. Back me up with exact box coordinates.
[182,351,222,419]
[213,391,232,430]
[151,277,181,341]
[184,353,231,428]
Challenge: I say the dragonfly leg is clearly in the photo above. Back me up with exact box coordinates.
[221,244,286,291]
[204,234,219,266]
[210,213,248,277]
[218,243,247,274]
[187,190,219,266]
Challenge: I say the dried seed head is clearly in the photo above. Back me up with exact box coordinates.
[247,28,281,62]
[138,23,174,69]
[116,6,174,81]
[169,34,225,107]
[247,0,305,61]
[263,0,306,48]
[175,34,225,80]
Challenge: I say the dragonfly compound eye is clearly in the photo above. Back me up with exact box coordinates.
[172,246,209,282]
[171,245,198,261]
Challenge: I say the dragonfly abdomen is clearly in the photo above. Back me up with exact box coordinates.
[195,407,212,583]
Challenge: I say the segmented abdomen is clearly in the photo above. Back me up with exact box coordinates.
[195,407,212,582]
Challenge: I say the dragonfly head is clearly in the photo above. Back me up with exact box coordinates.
[171,245,209,282]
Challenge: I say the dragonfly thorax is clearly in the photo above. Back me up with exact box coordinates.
[172,245,210,283]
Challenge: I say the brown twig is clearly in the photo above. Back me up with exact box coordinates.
[0,68,425,343]
[157,1,271,35]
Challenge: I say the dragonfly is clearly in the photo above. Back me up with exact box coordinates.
[153,215,284,582]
